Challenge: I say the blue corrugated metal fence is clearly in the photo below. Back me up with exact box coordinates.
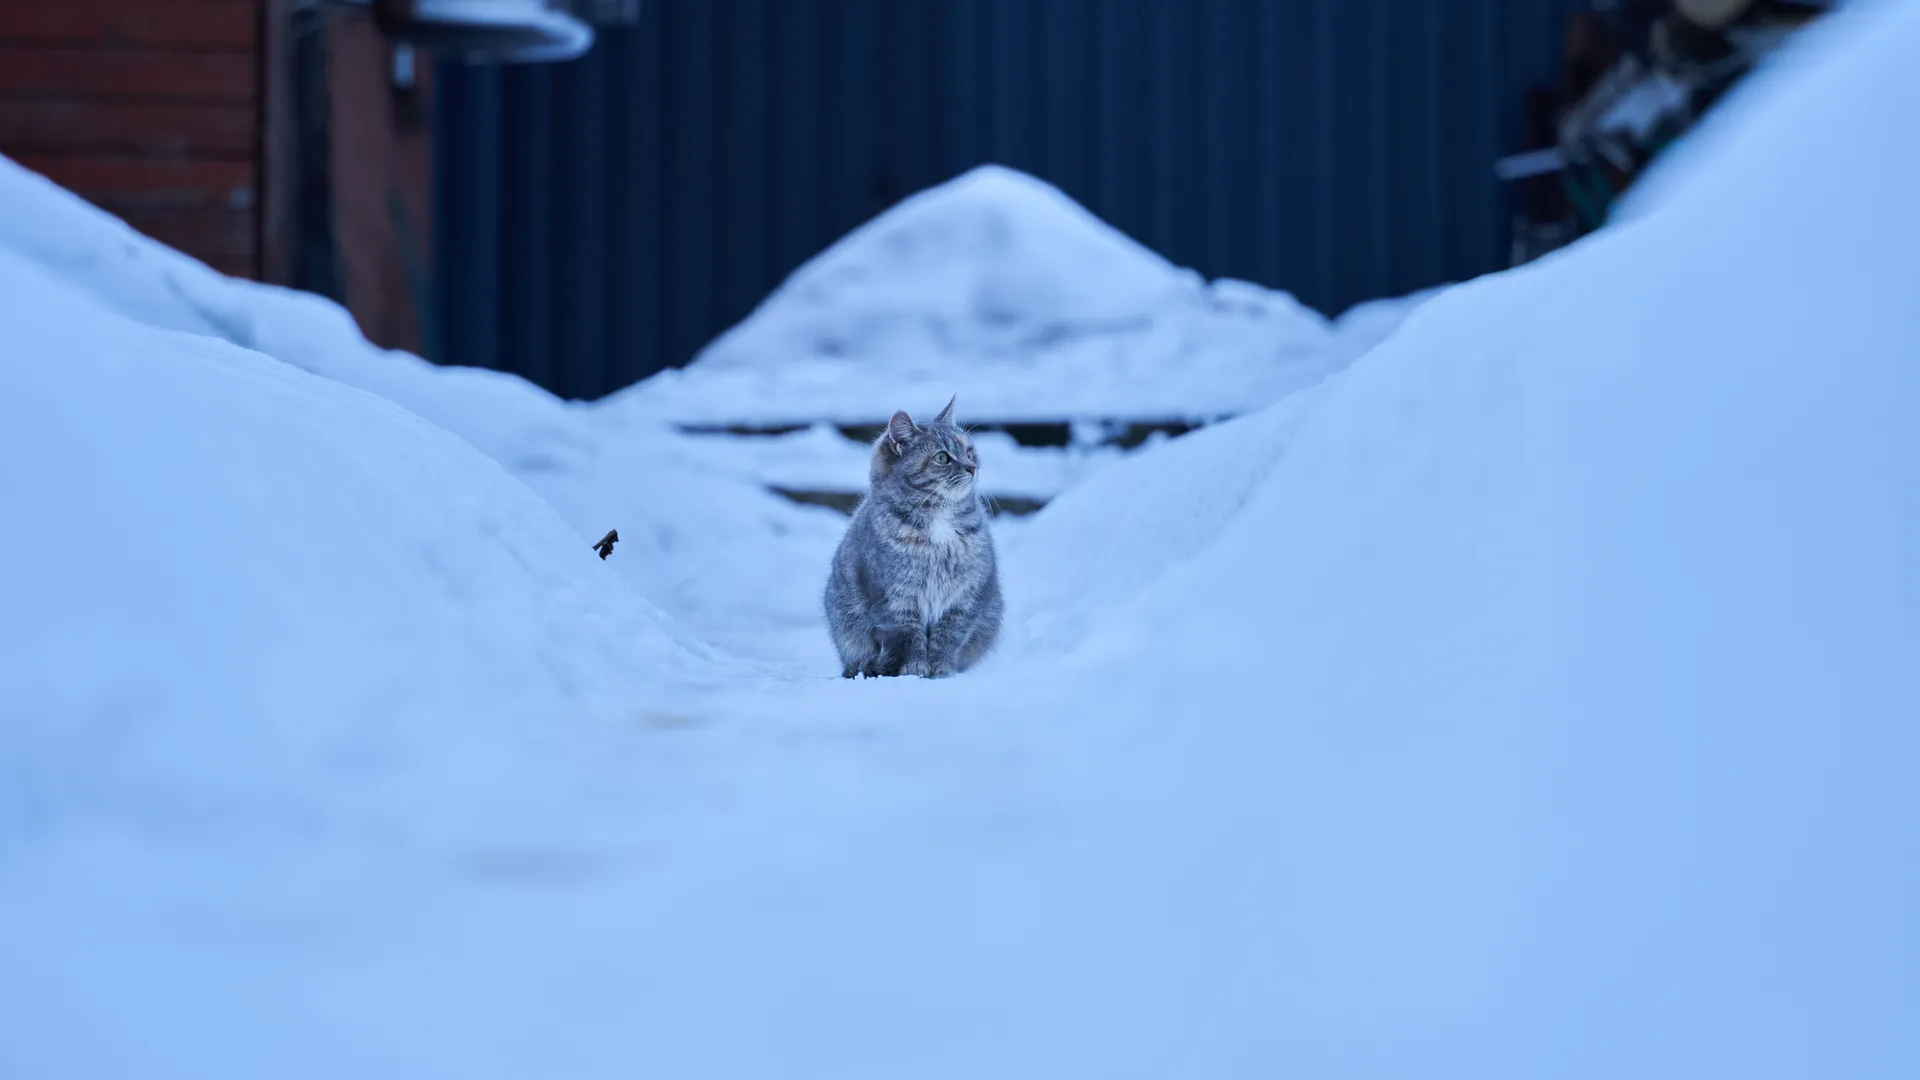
[436,0,1584,400]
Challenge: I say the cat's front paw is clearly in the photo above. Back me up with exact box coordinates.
[901,658,934,678]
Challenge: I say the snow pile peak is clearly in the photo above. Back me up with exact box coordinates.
[615,166,1342,424]
[696,165,1193,367]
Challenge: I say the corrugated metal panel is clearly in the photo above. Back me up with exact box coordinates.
[436,0,1586,401]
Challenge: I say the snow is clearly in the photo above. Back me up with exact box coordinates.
[1331,284,1449,359]
[2,1,1918,1075]
[0,157,575,465]
[0,243,734,863]
[607,165,1345,425]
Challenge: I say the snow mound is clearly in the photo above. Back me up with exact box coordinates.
[972,4,1914,1071]
[1000,388,1324,655]
[0,245,717,856]
[1331,284,1449,359]
[699,164,1190,365]
[0,157,572,464]
[611,165,1343,424]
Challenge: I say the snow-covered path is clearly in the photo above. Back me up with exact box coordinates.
[3,3,1918,1077]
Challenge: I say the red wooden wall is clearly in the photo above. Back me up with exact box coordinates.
[0,1,263,277]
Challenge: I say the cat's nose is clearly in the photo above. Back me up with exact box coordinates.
[964,463,976,475]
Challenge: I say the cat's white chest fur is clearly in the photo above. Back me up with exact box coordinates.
[915,509,970,628]
[925,514,961,546]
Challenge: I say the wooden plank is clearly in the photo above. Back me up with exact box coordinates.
[14,153,255,203]
[0,98,256,155]
[0,1,257,51]
[0,47,255,100]
[112,205,258,258]
[676,419,1218,450]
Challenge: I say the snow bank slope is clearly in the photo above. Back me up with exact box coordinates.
[0,157,577,465]
[981,4,1918,1074]
[0,246,708,851]
[613,165,1342,423]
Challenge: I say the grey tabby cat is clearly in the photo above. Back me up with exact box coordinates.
[824,396,1004,678]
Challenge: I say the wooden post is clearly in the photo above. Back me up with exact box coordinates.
[258,0,298,285]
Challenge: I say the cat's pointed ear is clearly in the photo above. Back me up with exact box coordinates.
[886,410,917,452]
[933,395,956,426]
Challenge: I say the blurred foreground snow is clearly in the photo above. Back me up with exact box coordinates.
[1,2,1916,1075]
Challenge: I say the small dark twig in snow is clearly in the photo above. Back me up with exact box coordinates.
[592,529,619,560]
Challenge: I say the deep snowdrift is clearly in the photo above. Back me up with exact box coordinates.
[0,244,723,860]
[983,8,1919,1075]
[3,1,1917,1077]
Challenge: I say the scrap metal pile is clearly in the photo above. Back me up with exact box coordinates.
[1500,0,1833,265]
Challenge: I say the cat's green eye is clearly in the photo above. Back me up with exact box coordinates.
[934,451,951,465]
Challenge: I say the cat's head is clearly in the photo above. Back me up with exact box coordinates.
[869,395,979,500]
